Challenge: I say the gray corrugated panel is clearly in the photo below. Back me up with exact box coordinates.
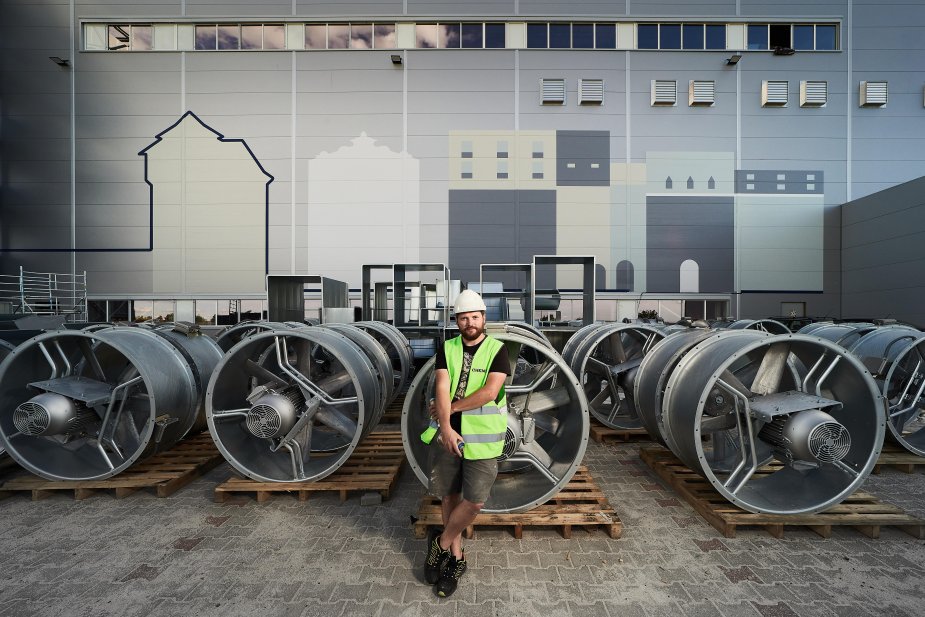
[407,0,514,14]
[294,0,404,16]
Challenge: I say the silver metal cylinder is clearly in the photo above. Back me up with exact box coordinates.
[847,326,925,456]
[206,328,383,482]
[661,333,884,514]
[566,323,666,430]
[402,331,588,514]
[0,328,200,481]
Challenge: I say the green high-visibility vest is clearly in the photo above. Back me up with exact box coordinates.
[420,335,508,460]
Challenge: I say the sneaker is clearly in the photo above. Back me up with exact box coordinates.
[435,554,467,597]
[424,528,450,585]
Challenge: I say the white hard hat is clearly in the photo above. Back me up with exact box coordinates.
[454,289,486,314]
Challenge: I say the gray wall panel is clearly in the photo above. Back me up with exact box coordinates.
[842,176,925,327]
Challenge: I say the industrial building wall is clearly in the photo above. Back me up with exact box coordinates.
[842,176,925,329]
[1,0,924,320]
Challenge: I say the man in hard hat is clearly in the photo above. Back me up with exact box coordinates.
[420,288,510,597]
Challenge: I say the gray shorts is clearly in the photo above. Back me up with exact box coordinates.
[427,438,499,504]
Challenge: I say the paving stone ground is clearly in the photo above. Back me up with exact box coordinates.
[1,433,924,617]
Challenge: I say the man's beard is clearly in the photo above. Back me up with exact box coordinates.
[460,325,484,342]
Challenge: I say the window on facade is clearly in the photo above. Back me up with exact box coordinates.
[460,23,482,48]
[108,25,131,50]
[747,24,768,50]
[196,300,218,325]
[549,23,570,48]
[374,24,396,48]
[497,161,508,179]
[109,300,129,322]
[687,176,694,189]
[441,23,461,48]
[350,24,373,49]
[153,300,174,322]
[306,24,327,49]
[708,176,716,189]
[815,25,836,50]
[133,300,153,322]
[682,24,704,49]
[240,300,266,321]
[264,24,285,49]
[572,23,593,48]
[108,24,152,51]
[497,141,508,158]
[195,25,217,50]
[328,24,350,48]
[461,161,473,179]
[793,24,813,50]
[415,23,438,48]
[637,24,658,49]
[660,24,681,49]
[769,24,791,49]
[527,23,548,48]
[532,161,543,179]
[705,24,725,49]
[461,141,473,157]
[595,24,616,48]
[87,301,107,322]
[665,176,673,189]
[241,25,263,49]
[485,23,505,48]
[532,141,544,158]
[217,25,240,50]
[217,301,235,325]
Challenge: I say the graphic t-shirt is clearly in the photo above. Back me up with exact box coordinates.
[435,337,511,432]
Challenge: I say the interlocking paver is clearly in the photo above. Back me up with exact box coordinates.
[1,442,924,616]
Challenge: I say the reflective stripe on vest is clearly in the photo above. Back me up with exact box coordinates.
[420,335,508,460]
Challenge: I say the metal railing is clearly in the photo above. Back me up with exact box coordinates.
[0,266,88,321]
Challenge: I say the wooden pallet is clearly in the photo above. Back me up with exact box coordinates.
[589,418,651,444]
[639,446,925,539]
[379,395,405,424]
[412,466,622,540]
[0,433,222,501]
[873,443,925,474]
[213,431,405,503]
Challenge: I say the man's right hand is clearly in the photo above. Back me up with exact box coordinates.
[438,428,465,457]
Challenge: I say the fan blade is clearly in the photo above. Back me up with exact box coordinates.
[750,342,790,395]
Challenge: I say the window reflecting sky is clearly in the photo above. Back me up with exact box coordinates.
[305,24,326,49]
[375,24,396,49]
[241,25,262,50]
[440,24,461,48]
[132,26,152,50]
[416,24,438,48]
[328,24,349,49]
[217,25,239,50]
[265,24,284,49]
[195,25,216,50]
[350,24,373,49]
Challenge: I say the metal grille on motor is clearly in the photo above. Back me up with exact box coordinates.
[246,386,305,439]
[247,405,283,438]
[500,426,518,460]
[808,422,852,463]
[13,402,50,436]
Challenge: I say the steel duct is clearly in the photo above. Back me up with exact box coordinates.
[648,332,884,514]
[0,328,206,481]
[402,330,588,514]
[563,323,666,430]
[206,328,384,482]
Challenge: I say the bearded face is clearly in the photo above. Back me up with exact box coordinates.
[455,310,485,343]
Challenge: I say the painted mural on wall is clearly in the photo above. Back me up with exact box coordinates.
[306,133,420,285]
[139,111,272,294]
[448,131,824,293]
[64,116,824,297]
